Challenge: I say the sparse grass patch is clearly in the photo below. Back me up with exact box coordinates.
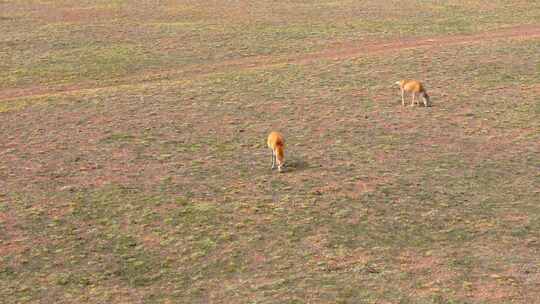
[1,1,539,303]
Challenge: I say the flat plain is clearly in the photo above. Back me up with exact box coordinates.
[1,1,539,303]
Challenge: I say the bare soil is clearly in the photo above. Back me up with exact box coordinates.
[1,25,539,102]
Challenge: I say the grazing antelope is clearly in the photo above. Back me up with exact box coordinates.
[267,131,285,172]
[396,79,431,107]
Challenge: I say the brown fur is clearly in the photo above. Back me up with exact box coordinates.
[267,131,285,172]
[396,79,431,107]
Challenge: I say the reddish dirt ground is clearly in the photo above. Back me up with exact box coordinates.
[1,10,538,300]
[1,25,539,102]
